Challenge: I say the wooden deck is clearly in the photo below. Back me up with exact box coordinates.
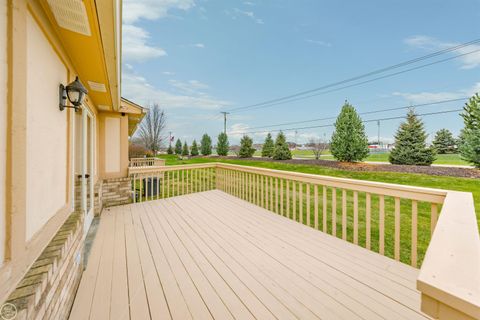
[70,190,429,320]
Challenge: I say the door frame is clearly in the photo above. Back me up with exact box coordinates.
[81,106,95,236]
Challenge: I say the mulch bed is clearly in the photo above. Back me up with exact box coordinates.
[204,156,480,179]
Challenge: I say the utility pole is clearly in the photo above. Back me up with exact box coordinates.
[169,131,172,147]
[294,130,298,149]
[377,120,381,148]
[220,112,230,134]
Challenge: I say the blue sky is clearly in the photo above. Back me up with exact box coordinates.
[122,0,480,145]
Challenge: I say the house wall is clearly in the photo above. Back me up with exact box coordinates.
[0,0,7,267]
[25,11,68,241]
[98,112,129,179]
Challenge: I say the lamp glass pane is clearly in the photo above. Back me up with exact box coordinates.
[67,89,80,104]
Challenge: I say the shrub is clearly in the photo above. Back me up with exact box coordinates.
[389,109,436,165]
[272,131,292,160]
[239,136,255,158]
[190,140,199,156]
[330,102,369,162]
[432,129,456,154]
[216,132,229,156]
[175,138,182,155]
[459,93,480,168]
[261,133,274,157]
[200,134,212,156]
[182,141,189,156]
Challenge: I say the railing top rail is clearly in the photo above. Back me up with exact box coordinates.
[216,163,448,203]
[417,191,480,319]
[128,162,216,175]
[130,157,158,160]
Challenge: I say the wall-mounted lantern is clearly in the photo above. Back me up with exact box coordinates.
[59,76,88,111]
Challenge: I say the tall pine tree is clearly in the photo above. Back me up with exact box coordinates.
[432,129,456,154]
[174,138,182,155]
[272,131,292,160]
[190,140,199,156]
[459,93,480,168]
[261,133,274,157]
[182,141,189,156]
[330,102,369,162]
[216,132,229,156]
[200,134,212,156]
[389,109,436,165]
[239,135,255,158]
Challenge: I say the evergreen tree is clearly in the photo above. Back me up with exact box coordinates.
[432,129,456,154]
[167,144,174,154]
[330,102,369,162]
[190,140,199,156]
[239,135,255,158]
[389,109,436,165]
[216,132,229,156]
[272,131,292,160]
[459,93,480,168]
[261,133,274,157]
[174,138,182,155]
[182,141,189,156]
[200,133,212,156]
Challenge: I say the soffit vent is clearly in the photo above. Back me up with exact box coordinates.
[88,81,107,92]
[47,0,91,36]
[97,105,111,111]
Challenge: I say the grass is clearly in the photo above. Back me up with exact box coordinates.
[156,154,479,266]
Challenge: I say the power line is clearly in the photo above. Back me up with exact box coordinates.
[229,109,463,135]
[228,48,480,113]
[234,97,469,131]
[222,38,480,113]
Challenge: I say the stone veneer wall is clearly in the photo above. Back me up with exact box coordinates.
[74,179,103,216]
[4,213,83,320]
[101,177,132,207]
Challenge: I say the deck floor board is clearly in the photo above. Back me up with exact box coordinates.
[70,190,429,320]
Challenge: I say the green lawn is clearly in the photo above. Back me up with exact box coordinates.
[158,154,479,266]
[251,149,470,165]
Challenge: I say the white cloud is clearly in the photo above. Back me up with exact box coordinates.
[243,1,255,6]
[122,24,166,62]
[122,71,230,110]
[404,35,480,69]
[393,82,480,104]
[122,0,196,62]
[123,0,195,24]
[230,8,264,24]
[305,39,332,47]
[193,43,205,48]
[162,71,175,75]
[168,79,209,95]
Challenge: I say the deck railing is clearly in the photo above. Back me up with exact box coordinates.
[129,157,165,167]
[128,162,479,320]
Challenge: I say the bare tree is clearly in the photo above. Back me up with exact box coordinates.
[138,104,166,155]
[307,138,329,160]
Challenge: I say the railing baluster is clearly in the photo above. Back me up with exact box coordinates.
[306,184,311,226]
[293,181,297,221]
[280,179,284,216]
[431,203,438,236]
[323,186,327,233]
[139,175,143,202]
[286,180,290,218]
[342,189,347,240]
[366,193,371,250]
[182,170,185,195]
[332,187,337,237]
[379,195,385,255]
[299,183,303,224]
[411,200,418,267]
[270,177,274,211]
[133,174,136,203]
[394,197,401,261]
[275,178,279,214]
[354,191,359,245]
[314,185,318,229]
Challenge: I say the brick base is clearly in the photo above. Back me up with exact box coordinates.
[4,213,84,320]
[102,177,132,207]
